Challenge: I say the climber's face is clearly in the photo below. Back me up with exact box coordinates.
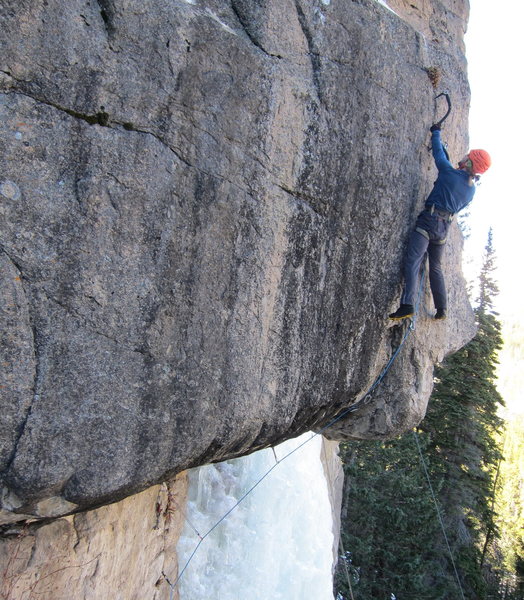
[458,155,473,171]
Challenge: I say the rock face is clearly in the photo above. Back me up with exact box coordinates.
[0,474,187,599]
[1,0,475,523]
[321,437,344,572]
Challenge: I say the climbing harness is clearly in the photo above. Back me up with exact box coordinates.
[434,92,452,129]
[426,204,454,222]
[166,267,428,597]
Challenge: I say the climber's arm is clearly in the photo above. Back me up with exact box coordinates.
[431,129,453,171]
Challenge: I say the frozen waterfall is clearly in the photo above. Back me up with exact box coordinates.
[176,433,338,599]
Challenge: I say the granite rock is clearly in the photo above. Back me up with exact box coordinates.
[0,0,475,521]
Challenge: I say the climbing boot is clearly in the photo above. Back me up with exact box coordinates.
[389,304,414,320]
[435,308,447,320]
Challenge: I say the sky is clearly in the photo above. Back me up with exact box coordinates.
[464,0,524,414]
[465,0,524,318]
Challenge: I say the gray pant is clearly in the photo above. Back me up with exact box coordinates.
[401,209,450,310]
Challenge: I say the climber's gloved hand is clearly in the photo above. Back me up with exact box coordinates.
[430,123,441,132]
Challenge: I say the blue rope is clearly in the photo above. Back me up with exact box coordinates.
[316,261,426,426]
[168,267,427,593]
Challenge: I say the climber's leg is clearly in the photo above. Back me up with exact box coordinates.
[427,240,447,312]
[400,229,429,306]
[390,229,429,320]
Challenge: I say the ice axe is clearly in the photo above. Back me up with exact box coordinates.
[431,92,452,160]
[434,92,452,129]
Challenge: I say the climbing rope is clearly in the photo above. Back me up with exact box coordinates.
[412,431,467,600]
[167,266,427,595]
[317,260,426,428]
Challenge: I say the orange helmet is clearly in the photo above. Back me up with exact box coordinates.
[468,149,491,175]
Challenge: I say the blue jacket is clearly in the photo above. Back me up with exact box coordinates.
[425,130,475,214]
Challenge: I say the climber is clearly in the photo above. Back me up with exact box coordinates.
[389,124,491,321]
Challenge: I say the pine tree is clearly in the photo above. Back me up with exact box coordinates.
[489,414,524,598]
[492,315,524,597]
[335,434,450,600]
[477,228,499,314]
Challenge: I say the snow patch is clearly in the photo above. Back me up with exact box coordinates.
[204,8,236,35]
[373,0,399,15]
